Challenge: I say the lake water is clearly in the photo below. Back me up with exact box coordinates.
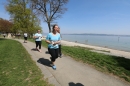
[43,33,130,52]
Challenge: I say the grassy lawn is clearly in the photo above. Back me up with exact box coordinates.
[62,46,130,82]
[0,38,52,86]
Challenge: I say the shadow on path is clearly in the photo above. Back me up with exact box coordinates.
[69,82,84,86]
[37,57,51,67]
[45,51,50,54]
[31,48,38,51]
[23,42,27,43]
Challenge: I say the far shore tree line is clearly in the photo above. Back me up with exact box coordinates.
[0,0,68,37]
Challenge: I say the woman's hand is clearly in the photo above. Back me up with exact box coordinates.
[54,41,60,44]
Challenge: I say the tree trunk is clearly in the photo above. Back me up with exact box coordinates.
[47,22,51,32]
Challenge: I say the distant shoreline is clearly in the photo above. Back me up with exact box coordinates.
[43,33,130,37]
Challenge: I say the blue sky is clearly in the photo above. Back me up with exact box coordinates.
[0,0,130,35]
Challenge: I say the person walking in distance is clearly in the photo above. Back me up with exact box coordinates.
[46,24,61,70]
[57,27,62,57]
[23,33,28,43]
[3,33,6,38]
[34,30,43,52]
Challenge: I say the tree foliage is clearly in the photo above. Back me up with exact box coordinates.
[0,18,13,33]
[30,0,68,32]
[6,0,42,35]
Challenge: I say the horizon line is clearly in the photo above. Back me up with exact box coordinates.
[43,32,130,36]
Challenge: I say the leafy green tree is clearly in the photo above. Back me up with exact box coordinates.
[6,0,42,36]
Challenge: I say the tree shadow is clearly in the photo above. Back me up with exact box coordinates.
[112,56,130,71]
[69,82,84,86]
[37,57,52,67]
[0,38,7,40]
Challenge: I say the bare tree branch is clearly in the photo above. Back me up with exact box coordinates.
[29,0,68,32]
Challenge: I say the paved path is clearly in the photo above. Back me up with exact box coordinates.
[16,39,130,86]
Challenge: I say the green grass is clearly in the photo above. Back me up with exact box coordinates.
[0,38,52,86]
[63,47,130,82]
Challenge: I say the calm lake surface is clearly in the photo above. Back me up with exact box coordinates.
[43,33,130,52]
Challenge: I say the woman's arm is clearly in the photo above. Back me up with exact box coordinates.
[46,40,60,45]
[45,40,51,44]
[33,34,39,39]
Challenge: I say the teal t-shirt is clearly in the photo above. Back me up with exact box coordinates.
[35,33,42,41]
[46,33,61,49]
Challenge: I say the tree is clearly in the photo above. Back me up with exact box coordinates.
[0,18,13,33]
[6,0,42,36]
[30,0,68,32]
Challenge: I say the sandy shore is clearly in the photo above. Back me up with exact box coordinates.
[61,40,130,59]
